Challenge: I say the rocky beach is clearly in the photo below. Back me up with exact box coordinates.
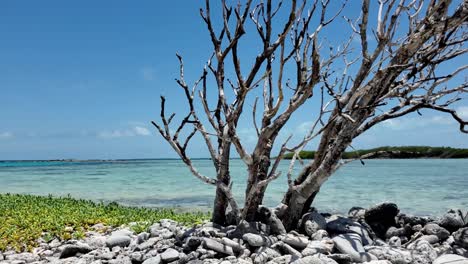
[1,203,467,264]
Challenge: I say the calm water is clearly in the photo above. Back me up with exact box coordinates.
[0,159,467,216]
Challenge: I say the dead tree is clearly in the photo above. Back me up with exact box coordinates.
[152,0,467,228]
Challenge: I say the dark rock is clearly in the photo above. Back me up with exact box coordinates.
[439,209,465,233]
[185,237,202,250]
[364,202,399,239]
[397,214,429,227]
[453,227,468,249]
[59,243,92,258]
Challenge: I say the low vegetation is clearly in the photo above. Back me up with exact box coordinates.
[0,194,209,252]
[283,146,468,160]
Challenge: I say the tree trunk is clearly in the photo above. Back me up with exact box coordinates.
[212,185,229,225]
[211,143,232,225]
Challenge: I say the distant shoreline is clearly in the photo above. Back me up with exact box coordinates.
[1,146,468,162]
[283,146,468,159]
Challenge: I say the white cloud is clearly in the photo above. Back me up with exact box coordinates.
[134,126,151,136]
[0,132,13,139]
[456,106,468,119]
[141,67,156,81]
[98,126,151,139]
[382,115,454,130]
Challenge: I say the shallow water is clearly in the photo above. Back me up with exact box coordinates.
[0,159,467,216]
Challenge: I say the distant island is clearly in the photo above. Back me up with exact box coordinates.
[283,146,468,159]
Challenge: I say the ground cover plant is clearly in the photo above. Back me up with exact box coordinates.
[0,194,209,252]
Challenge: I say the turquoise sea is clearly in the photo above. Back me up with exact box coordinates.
[0,159,467,216]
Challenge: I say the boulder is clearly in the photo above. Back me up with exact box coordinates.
[243,233,276,247]
[290,256,323,264]
[257,205,286,235]
[439,209,465,233]
[142,255,162,264]
[282,234,309,249]
[301,239,334,256]
[326,216,373,245]
[454,227,468,249]
[59,243,92,258]
[301,210,327,236]
[332,233,377,263]
[160,248,179,262]
[202,238,234,256]
[348,207,366,220]
[423,223,450,241]
[105,236,131,248]
[365,202,399,239]
[433,254,468,264]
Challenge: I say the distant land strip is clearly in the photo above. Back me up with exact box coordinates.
[283,146,468,159]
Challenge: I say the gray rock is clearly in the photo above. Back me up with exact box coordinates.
[106,236,131,248]
[109,255,132,264]
[202,238,234,256]
[290,256,322,264]
[385,226,407,238]
[388,236,401,247]
[160,248,179,262]
[310,230,329,240]
[267,254,296,264]
[301,210,327,236]
[273,241,302,257]
[365,202,399,239]
[423,223,450,241]
[301,239,334,256]
[59,243,92,258]
[143,255,162,264]
[221,237,243,252]
[348,207,366,220]
[243,233,276,247]
[136,237,160,251]
[257,206,286,235]
[332,233,377,263]
[137,232,150,244]
[282,234,309,249]
[440,209,465,232]
[130,252,143,263]
[326,216,373,245]
[406,239,438,263]
[419,234,439,244]
[366,246,412,264]
[4,253,40,263]
[111,229,134,237]
[433,254,468,264]
[454,227,468,249]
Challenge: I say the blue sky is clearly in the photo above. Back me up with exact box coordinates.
[0,1,467,160]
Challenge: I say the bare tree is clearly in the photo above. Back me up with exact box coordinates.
[152,0,467,229]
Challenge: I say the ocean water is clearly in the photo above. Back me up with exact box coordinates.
[0,159,467,216]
